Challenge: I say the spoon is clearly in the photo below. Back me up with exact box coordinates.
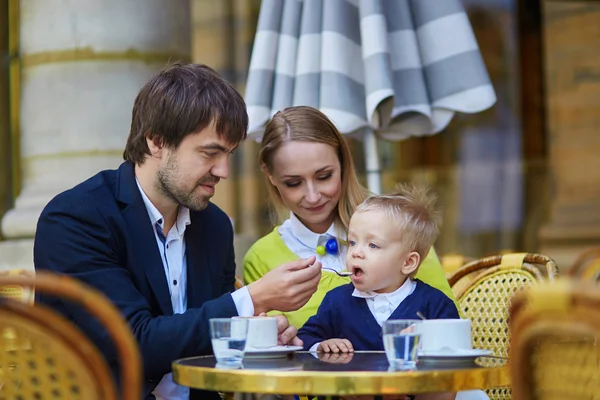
[322,267,353,277]
[416,311,427,320]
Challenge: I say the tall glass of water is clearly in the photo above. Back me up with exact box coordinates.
[210,318,248,367]
[383,319,422,370]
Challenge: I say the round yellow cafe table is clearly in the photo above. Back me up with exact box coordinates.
[172,351,509,396]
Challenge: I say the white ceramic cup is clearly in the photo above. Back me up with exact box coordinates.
[234,316,278,348]
[416,319,472,351]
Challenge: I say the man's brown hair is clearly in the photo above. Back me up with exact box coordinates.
[123,63,248,164]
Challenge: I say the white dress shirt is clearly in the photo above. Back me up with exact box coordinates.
[278,212,348,272]
[351,279,417,327]
[136,180,254,400]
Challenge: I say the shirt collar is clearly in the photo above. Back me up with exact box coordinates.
[135,178,191,235]
[352,278,416,308]
[289,212,338,249]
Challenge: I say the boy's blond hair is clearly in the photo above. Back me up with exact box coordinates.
[354,183,442,264]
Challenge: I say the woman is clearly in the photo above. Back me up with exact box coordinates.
[244,106,455,329]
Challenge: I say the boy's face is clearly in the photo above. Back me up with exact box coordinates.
[346,209,419,293]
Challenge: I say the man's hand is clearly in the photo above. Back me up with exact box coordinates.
[247,256,322,315]
[317,338,354,353]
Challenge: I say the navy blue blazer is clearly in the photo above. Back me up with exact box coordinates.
[298,280,460,351]
[34,161,238,399]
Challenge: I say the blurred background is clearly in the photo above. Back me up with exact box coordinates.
[0,0,599,274]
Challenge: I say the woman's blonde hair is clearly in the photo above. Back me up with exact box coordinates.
[259,106,369,230]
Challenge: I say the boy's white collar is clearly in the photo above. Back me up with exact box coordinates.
[352,278,416,309]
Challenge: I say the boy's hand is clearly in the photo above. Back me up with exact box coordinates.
[317,338,354,353]
[318,351,354,364]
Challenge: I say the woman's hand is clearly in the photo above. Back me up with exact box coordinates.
[258,313,303,346]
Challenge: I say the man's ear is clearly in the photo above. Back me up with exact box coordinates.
[146,135,164,158]
[401,251,421,276]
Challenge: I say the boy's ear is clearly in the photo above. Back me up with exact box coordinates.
[401,251,421,276]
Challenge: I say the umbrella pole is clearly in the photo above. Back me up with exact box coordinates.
[364,128,382,195]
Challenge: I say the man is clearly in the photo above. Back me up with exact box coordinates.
[34,63,323,400]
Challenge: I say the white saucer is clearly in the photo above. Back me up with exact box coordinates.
[244,345,303,359]
[418,348,493,365]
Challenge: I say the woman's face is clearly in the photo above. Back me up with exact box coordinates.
[266,141,342,234]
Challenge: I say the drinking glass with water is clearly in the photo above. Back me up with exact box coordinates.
[210,318,248,367]
[383,319,423,370]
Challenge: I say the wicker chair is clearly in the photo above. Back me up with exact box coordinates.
[510,279,600,400]
[442,254,477,298]
[568,246,600,281]
[447,253,559,400]
[0,271,141,399]
[0,270,35,304]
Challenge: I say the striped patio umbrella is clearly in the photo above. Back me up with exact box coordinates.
[245,0,496,192]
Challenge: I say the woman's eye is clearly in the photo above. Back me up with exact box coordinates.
[284,181,301,188]
[317,173,332,181]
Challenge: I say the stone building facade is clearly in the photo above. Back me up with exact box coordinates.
[0,0,599,272]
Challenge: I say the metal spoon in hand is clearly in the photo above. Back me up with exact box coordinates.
[322,268,353,277]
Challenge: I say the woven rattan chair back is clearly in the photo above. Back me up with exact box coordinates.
[0,270,35,304]
[447,253,558,400]
[442,254,479,298]
[568,246,600,281]
[510,279,600,400]
[0,272,141,400]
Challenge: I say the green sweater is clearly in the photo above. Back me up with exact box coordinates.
[243,227,456,329]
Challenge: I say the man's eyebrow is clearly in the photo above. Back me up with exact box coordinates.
[199,142,238,153]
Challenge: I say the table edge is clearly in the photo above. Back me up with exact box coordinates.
[172,355,511,395]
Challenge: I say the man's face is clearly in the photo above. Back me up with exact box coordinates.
[156,123,238,211]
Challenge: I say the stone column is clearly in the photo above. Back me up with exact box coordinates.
[0,0,190,270]
[538,1,600,269]
[0,0,10,221]
[191,0,238,220]
[191,0,264,273]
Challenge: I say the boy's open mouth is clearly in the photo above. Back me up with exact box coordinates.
[352,266,364,278]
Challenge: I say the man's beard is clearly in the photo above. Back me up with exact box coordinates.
[156,155,219,212]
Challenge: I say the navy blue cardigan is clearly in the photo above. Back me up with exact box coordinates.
[298,280,459,351]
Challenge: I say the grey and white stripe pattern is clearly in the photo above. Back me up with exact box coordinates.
[245,0,496,140]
